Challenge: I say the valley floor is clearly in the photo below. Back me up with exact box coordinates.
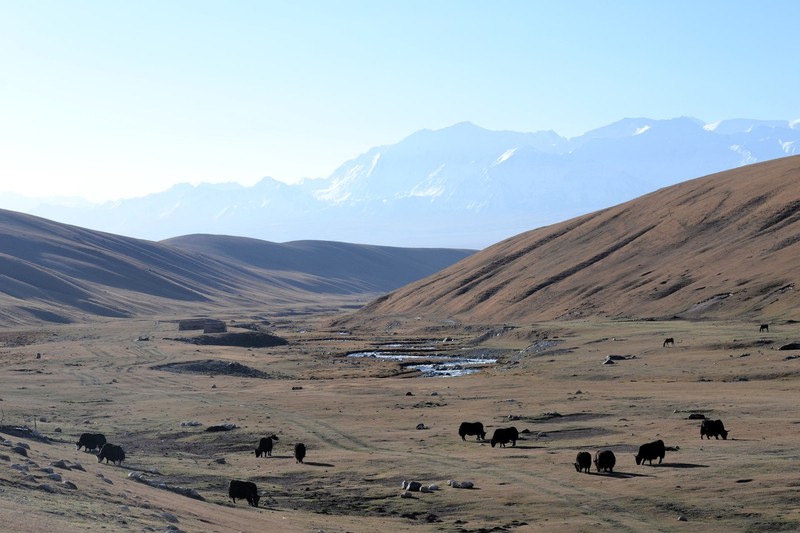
[1,314,800,532]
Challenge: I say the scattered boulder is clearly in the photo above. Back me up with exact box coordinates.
[11,446,28,457]
[687,413,706,420]
[62,481,77,490]
[415,423,428,430]
[205,424,237,432]
[779,343,800,351]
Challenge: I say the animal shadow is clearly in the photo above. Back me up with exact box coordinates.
[596,471,653,479]
[303,461,335,467]
[653,462,708,469]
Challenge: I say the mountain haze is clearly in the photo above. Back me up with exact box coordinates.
[342,156,800,325]
[14,117,799,249]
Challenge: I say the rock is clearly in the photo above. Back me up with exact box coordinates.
[11,464,29,473]
[400,491,414,498]
[162,512,179,523]
[213,457,226,464]
[41,467,54,474]
[406,481,422,491]
[63,481,77,490]
[428,484,439,491]
[11,447,28,457]
[50,459,71,470]
[0,454,10,462]
[603,357,616,365]
[38,483,56,493]
[48,473,63,482]
[415,423,427,430]
[687,413,706,420]
[70,462,86,472]
[678,515,688,521]
[180,421,202,427]
[15,442,30,450]
[460,481,474,489]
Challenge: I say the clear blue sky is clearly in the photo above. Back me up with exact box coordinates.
[1,0,798,202]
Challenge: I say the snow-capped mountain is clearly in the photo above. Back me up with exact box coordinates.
[10,117,800,249]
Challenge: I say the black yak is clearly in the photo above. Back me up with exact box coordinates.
[229,480,260,507]
[635,439,666,465]
[294,442,306,464]
[700,419,729,440]
[574,451,592,473]
[594,450,616,473]
[76,433,106,452]
[490,427,519,448]
[255,435,279,457]
[458,422,486,441]
[97,443,125,465]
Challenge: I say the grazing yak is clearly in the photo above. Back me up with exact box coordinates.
[700,419,729,440]
[663,337,675,347]
[490,427,519,448]
[97,443,126,465]
[458,422,486,441]
[635,439,666,465]
[255,435,279,457]
[229,480,260,507]
[574,451,592,473]
[594,450,616,473]
[294,442,306,464]
[760,324,769,333]
[76,432,106,452]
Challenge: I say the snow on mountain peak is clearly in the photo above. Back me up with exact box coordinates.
[634,125,651,135]
[493,148,518,166]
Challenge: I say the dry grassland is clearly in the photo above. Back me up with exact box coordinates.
[2,313,800,532]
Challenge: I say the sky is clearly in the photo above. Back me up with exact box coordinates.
[1,1,799,202]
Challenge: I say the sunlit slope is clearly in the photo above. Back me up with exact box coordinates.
[352,155,800,323]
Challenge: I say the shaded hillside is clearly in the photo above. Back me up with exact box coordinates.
[346,156,800,324]
[163,235,474,293]
[0,210,473,326]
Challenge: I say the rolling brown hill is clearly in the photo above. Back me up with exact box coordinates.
[0,210,473,326]
[348,155,800,325]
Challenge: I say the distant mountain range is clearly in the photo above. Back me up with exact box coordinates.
[8,117,799,249]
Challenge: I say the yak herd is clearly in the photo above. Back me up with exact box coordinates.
[459,418,729,476]
[75,416,729,509]
[75,430,306,508]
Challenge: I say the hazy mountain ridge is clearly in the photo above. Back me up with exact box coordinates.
[0,209,474,326]
[7,117,798,249]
